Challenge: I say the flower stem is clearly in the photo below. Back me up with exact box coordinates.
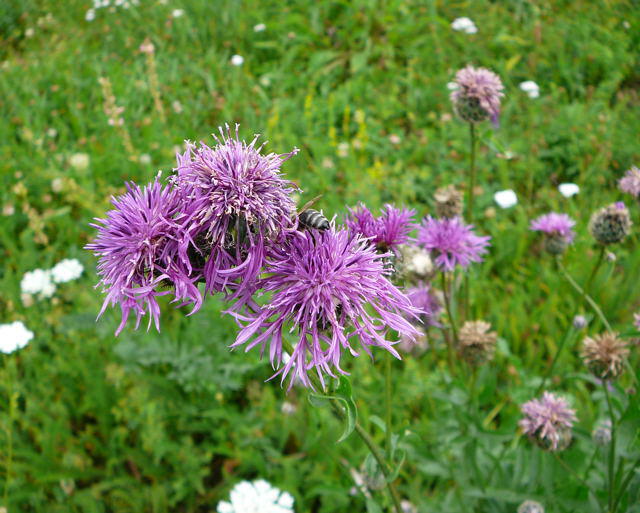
[441,272,458,372]
[603,383,617,513]
[553,452,603,509]
[585,246,606,294]
[385,353,393,457]
[464,122,477,318]
[611,455,640,512]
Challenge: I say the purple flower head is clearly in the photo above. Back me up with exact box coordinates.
[417,216,490,271]
[530,213,576,242]
[86,179,202,335]
[175,124,299,302]
[450,65,504,126]
[229,227,421,389]
[406,284,441,328]
[618,165,640,197]
[345,203,416,253]
[519,391,577,451]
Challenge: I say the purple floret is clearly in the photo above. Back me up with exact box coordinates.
[406,283,441,327]
[174,124,299,303]
[450,65,504,126]
[417,216,490,271]
[530,212,576,244]
[229,227,420,389]
[519,391,577,451]
[86,179,202,335]
[618,166,640,198]
[345,203,416,253]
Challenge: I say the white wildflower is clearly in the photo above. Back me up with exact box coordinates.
[51,259,84,284]
[494,189,518,209]
[69,153,90,171]
[171,9,185,18]
[558,183,579,197]
[519,80,540,99]
[0,321,34,354]
[337,142,349,158]
[171,100,183,114]
[139,153,152,165]
[230,54,244,66]
[451,17,477,34]
[217,480,294,513]
[20,269,56,299]
[254,23,266,32]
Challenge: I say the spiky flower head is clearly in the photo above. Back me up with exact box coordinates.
[530,212,576,255]
[434,185,463,219]
[519,392,576,451]
[86,179,202,335]
[230,228,420,389]
[618,165,640,198]
[458,320,497,364]
[589,202,632,245]
[581,332,629,380]
[345,203,416,254]
[216,479,294,513]
[417,216,490,272]
[395,244,434,283]
[175,124,299,301]
[592,419,612,446]
[450,65,504,126]
[517,501,545,513]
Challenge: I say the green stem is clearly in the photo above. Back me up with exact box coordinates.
[585,246,606,295]
[603,384,617,513]
[611,455,640,512]
[464,123,477,319]
[3,362,14,508]
[556,258,613,332]
[537,324,575,395]
[385,353,392,457]
[553,452,603,509]
[441,272,458,372]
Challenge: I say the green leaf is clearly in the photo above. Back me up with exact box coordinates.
[307,376,357,442]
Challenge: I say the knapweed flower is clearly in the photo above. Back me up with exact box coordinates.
[406,284,441,328]
[217,480,294,513]
[345,203,416,254]
[450,65,504,126]
[494,189,518,209]
[517,501,545,513]
[558,183,579,198]
[434,185,463,219]
[581,332,629,380]
[519,391,576,451]
[530,212,576,255]
[618,165,640,197]
[589,202,631,245]
[519,80,540,99]
[417,216,490,272]
[51,258,84,283]
[86,179,202,335]
[451,17,477,34]
[175,124,298,302]
[458,320,497,364]
[592,419,612,446]
[230,228,420,389]
[0,321,34,354]
[20,269,56,299]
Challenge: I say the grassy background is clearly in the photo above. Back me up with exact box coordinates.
[0,0,639,511]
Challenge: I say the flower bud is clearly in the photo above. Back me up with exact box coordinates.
[589,202,631,245]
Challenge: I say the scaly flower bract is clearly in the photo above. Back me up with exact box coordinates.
[417,216,490,271]
[230,228,420,389]
[450,65,504,126]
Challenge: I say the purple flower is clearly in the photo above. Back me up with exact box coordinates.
[345,203,416,253]
[174,124,298,303]
[618,165,640,197]
[406,284,441,328]
[450,65,504,126]
[229,228,420,389]
[519,392,577,451]
[86,179,202,335]
[416,216,490,271]
[530,212,576,243]
[634,312,640,331]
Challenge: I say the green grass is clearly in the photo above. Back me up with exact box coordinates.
[0,0,639,511]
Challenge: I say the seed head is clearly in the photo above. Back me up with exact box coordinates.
[396,244,434,283]
[458,320,497,364]
[434,185,463,219]
[581,332,629,380]
[517,501,545,513]
[589,202,631,245]
[592,419,612,446]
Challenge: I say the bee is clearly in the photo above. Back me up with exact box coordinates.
[299,208,330,231]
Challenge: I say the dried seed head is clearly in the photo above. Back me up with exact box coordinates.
[581,332,629,379]
[434,185,463,219]
[396,244,435,282]
[589,202,631,245]
[459,320,497,364]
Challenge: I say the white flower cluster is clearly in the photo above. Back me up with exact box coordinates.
[85,0,140,22]
[494,189,518,209]
[20,259,84,303]
[519,80,540,99]
[451,17,477,34]
[0,321,34,354]
[217,480,294,513]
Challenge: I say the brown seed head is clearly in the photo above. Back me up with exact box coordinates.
[581,332,629,379]
[459,320,497,364]
[434,185,463,219]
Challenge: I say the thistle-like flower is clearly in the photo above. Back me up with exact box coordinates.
[406,284,441,328]
[175,124,299,302]
[86,179,202,335]
[581,332,629,379]
[230,228,420,389]
[450,65,504,126]
[519,392,576,451]
[618,165,640,198]
[345,203,416,254]
[417,216,490,272]
[458,320,497,364]
[589,202,632,245]
[530,212,576,255]
[434,185,463,219]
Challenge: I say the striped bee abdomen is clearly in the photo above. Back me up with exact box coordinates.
[298,209,330,231]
